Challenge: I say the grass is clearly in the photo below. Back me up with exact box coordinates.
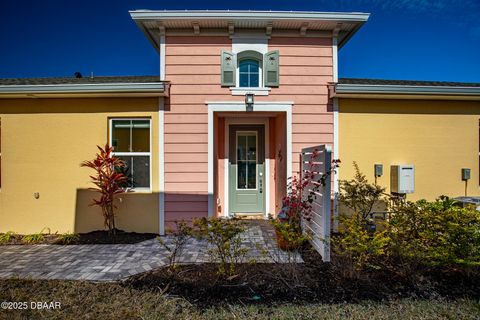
[0,279,479,320]
[21,232,45,244]
[0,231,16,244]
[54,233,79,245]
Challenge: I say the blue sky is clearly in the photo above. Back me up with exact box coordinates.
[1,0,479,82]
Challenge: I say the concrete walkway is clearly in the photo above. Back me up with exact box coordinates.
[0,222,301,282]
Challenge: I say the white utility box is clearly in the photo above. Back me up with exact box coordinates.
[390,165,415,194]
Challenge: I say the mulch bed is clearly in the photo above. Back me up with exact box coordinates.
[0,229,157,245]
[124,249,480,308]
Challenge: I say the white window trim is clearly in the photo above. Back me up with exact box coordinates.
[109,118,152,193]
[230,87,271,96]
[230,37,270,96]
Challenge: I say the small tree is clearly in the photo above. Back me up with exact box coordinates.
[81,144,126,236]
[339,162,386,223]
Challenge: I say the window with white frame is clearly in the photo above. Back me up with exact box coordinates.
[236,51,263,88]
[110,119,151,190]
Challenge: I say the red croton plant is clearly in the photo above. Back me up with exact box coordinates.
[81,144,127,236]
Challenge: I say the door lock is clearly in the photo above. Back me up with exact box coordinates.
[259,172,263,193]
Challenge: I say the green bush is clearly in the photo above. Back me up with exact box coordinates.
[388,197,480,267]
[157,221,193,271]
[333,216,391,270]
[336,164,480,270]
[193,218,248,276]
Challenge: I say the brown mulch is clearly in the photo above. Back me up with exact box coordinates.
[124,249,480,308]
[0,229,157,245]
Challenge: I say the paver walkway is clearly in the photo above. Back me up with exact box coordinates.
[0,221,302,282]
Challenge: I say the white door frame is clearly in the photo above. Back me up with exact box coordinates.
[206,101,293,217]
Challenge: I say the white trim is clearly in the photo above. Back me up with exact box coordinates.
[224,117,270,218]
[130,10,370,22]
[208,103,292,218]
[232,36,268,54]
[160,35,166,81]
[332,36,338,83]
[158,98,165,235]
[207,101,294,105]
[334,83,480,96]
[332,35,340,232]
[0,83,166,95]
[109,118,153,193]
[332,98,339,232]
[230,87,270,96]
[207,107,215,217]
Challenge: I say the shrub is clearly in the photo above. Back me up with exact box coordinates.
[336,164,480,270]
[339,162,386,223]
[0,231,16,244]
[22,233,45,244]
[55,233,79,245]
[81,144,127,236]
[193,218,248,276]
[157,221,193,271]
[388,197,480,267]
[333,216,391,270]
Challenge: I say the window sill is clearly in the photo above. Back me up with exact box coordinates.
[229,87,271,96]
[125,188,152,194]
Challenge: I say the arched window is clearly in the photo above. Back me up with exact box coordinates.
[236,50,263,88]
[239,59,259,87]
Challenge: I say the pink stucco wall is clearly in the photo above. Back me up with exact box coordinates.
[163,35,333,224]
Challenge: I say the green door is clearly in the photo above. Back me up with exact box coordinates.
[229,125,265,215]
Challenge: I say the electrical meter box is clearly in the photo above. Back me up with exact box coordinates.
[390,165,415,194]
[462,168,471,181]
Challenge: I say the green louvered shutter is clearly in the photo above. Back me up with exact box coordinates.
[221,50,236,87]
[264,50,279,87]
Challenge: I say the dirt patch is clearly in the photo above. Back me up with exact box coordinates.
[69,229,157,244]
[124,250,480,308]
[0,229,157,245]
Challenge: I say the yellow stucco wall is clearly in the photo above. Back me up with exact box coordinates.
[339,98,480,201]
[0,98,160,234]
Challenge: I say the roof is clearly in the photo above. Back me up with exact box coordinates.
[333,78,480,100]
[339,78,480,87]
[0,75,162,85]
[0,75,168,99]
[130,10,370,51]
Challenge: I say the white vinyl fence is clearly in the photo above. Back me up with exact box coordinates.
[300,145,332,262]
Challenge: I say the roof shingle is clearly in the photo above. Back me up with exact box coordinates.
[339,78,480,87]
[0,76,161,86]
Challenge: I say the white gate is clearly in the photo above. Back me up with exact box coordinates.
[300,145,332,262]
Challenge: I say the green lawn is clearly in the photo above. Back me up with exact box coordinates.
[1,279,479,320]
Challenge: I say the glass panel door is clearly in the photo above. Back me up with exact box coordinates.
[236,131,257,189]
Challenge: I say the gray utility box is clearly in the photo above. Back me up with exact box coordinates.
[391,165,415,194]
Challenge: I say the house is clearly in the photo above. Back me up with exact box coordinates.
[0,10,479,235]
[331,79,480,202]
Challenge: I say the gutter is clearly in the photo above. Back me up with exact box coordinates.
[330,83,480,99]
[0,82,169,97]
[129,10,370,22]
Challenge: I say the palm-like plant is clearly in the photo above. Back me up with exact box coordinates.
[81,144,126,236]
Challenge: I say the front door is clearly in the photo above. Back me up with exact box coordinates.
[229,125,265,215]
